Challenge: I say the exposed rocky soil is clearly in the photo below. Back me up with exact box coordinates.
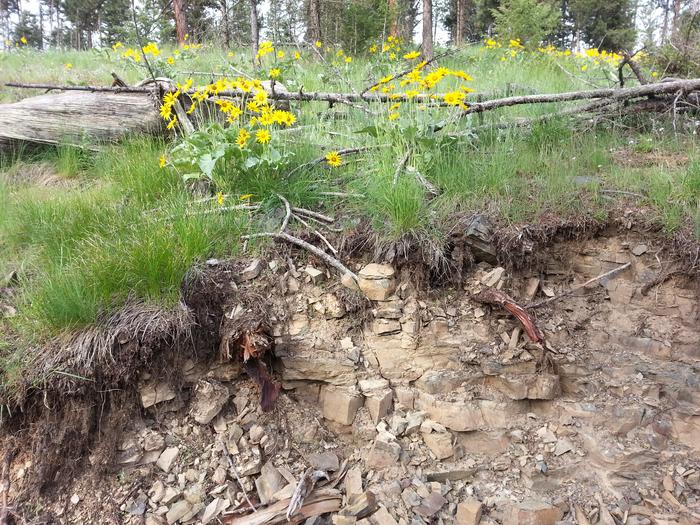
[2,229,699,525]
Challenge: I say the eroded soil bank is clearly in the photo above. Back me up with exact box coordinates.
[1,228,699,525]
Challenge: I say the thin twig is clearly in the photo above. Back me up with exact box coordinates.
[130,0,156,83]
[291,207,335,224]
[284,146,375,179]
[392,150,411,186]
[292,214,338,254]
[225,450,257,513]
[242,232,357,282]
[529,262,631,309]
[361,50,454,96]
[277,194,292,233]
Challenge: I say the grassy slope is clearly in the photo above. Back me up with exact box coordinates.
[0,44,699,378]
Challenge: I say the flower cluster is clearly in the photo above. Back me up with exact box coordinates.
[368,35,409,61]
[483,38,645,71]
[159,76,297,144]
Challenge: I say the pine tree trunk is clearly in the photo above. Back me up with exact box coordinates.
[250,0,259,64]
[422,0,433,59]
[661,0,670,44]
[671,0,683,35]
[222,0,230,47]
[455,0,466,46]
[307,0,321,43]
[173,0,188,46]
[388,0,398,37]
[39,4,44,49]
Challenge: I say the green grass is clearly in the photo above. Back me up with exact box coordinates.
[0,42,698,356]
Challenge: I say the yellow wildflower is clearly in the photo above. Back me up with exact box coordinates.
[389,52,397,60]
[315,41,322,48]
[236,128,250,148]
[651,71,658,78]
[167,57,174,65]
[20,36,27,44]
[388,112,400,121]
[403,51,420,60]
[269,68,281,79]
[112,42,123,51]
[325,151,342,167]
[257,40,274,57]
[217,192,225,206]
[369,44,377,53]
[228,51,234,57]
[444,91,466,107]
[449,69,473,81]
[159,104,172,120]
[176,78,193,92]
[253,90,268,104]
[345,56,352,63]
[166,117,178,130]
[240,194,253,201]
[256,129,271,144]
[389,102,401,111]
[581,64,588,71]
[247,101,261,113]
[277,50,285,58]
[404,90,419,99]
[65,63,73,69]
[294,51,301,60]
[159,155,166,168]
[258,110,275,126]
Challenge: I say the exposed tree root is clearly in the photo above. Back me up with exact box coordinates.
[473,287,545,344]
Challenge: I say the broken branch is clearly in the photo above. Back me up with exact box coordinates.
[242,231,357,283]
[473,287,545,344]
[528,262,631,309]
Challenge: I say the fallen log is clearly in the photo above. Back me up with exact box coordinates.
[8,78,700,109]
[3,77,699,150]
[0,88,165,150]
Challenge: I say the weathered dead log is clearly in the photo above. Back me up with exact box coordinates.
[0,89,164,149]
[9,78,699,109]
[461,78,700,114]
[3,77,698,150]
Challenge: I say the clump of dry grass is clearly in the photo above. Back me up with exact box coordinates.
[3,301,194,407]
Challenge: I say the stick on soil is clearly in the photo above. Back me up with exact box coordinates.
[473,287,545,344]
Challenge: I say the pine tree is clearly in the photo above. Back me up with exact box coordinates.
[100,0,130,45]
[13,10,42,46]
[568,0,636,50]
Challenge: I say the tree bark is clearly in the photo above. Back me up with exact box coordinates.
[222,0,230,48]
[307,0,321,43]
[250,0,259,64]
[388,0,398,37]
[173,0,187,46]
[422,0,433,59]
[455,0,466,46]
[661,0,670,44]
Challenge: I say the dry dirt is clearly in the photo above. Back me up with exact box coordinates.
[1,229,699,525]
